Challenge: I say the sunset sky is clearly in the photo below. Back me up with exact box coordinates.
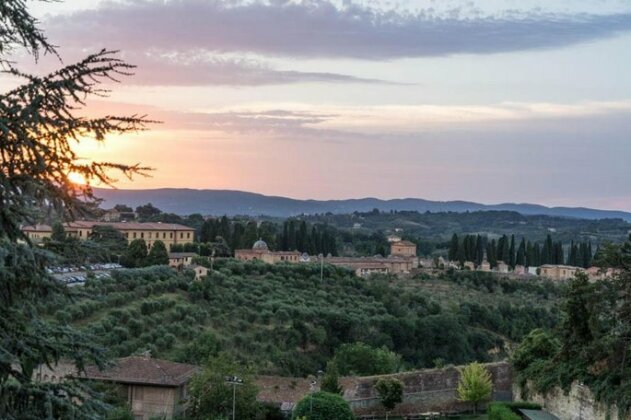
[10,0,631,210]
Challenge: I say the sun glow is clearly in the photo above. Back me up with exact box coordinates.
[67,171,87,185]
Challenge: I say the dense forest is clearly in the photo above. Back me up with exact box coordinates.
[45,262,563,377]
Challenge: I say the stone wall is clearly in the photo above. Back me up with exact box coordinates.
[342,362,512,416]
[513,382,621,420]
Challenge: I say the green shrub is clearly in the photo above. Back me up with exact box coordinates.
[488,402,541,420]
[292,391,355,420]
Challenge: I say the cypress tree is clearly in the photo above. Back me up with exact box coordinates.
[509,235,516,267]
[448,233,459,261]
[516,238,526,266]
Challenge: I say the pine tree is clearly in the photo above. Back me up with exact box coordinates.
[0,1,152,415]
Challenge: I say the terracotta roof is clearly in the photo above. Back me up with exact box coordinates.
[65,221,194,231]
[22,224,52,232]
[169,252,198,258]
[82,357,199,387]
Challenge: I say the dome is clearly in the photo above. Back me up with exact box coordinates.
[252,239,269,250]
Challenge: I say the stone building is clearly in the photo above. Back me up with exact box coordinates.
[234,239,301,263]
[496,261,509,273]
[390,240,417,257]
[191,264,209,280]
[479,259,491,272]
[168,252,197,269]
[82,356,199,420]
[539,264,583,281]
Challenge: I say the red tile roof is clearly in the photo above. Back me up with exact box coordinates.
[83,357,199,387]
[66,221,194,231]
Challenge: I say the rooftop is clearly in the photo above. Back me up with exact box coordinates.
[66,221,195,231]
[82,356,199,387]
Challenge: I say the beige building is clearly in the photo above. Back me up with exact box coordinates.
[235,240,301,263]
[234,239,417,277]
[168,252,197,269]
[513,265,527,275]
[390,240,417,257]
[495,261,509,273]
[22,221,195,250]
[539,264,583,281]
[191,264,209,280]
[326,256,417,276]
[83,356,199,420]
[479,260,491,272]
[22,224,53,243]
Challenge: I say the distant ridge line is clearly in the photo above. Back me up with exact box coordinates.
[93,188,631,222]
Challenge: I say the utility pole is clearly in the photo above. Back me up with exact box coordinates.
[224,375,243,420]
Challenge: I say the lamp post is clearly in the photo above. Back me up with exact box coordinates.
[309,369,324,417]
[224,375,243,420]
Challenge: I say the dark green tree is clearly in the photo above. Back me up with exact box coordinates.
[0,0,151,416]
[125,239,149,268]
[135,203,161,220]
[320,361,343,395]
[375,377,404,420]
[188,353,259,420]
[146,240,168,266]
[51,221,67,242]
[292,391,354,420]
[448,233,459,261]
[333,342,400,376]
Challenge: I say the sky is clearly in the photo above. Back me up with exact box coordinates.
[10,0,631,210]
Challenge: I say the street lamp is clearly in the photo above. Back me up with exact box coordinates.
[224,375,243,420]
[309,370,324,416]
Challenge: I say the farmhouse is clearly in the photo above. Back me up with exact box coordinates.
[82,355,199,420]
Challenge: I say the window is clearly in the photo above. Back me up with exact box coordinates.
[163,232,166,239]
[187,232,190,239]
[140,232,144,238]
[170,232,173,238]
[148,232,152,239]
[180,232,183,239]
[125,232,129,238]
[133,232,137,239]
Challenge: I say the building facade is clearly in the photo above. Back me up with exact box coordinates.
[22,224,53,243]
[235,240,301,264]
[390,240,417,257]
[22,221,195,249]
[82,356,199,420]
[168,252,197,269]
[539,264,583,281]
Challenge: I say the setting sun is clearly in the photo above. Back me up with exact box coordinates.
[67,171,87,185]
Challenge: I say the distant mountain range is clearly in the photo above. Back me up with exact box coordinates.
[94,188,631,221]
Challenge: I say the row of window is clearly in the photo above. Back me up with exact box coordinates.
[123,231,192,240]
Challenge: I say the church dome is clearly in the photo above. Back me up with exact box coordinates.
[252,239,269,250]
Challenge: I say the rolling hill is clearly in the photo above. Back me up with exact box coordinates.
[94,188,631,221]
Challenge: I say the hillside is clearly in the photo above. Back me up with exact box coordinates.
[93,188,631,221]
[48,261,563,377]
